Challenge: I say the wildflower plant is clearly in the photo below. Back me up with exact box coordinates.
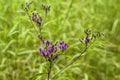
[22,2,69,80]
[22,1,103,80]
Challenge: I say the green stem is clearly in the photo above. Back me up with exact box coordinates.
[47,60,52,80]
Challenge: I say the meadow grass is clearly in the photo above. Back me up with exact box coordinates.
[0,0,120,80]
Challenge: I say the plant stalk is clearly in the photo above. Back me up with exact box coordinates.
[47,60,52,80]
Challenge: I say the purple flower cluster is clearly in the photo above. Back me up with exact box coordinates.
[32,17,42,25]
[31,12,42,25]
[59,42,69,51]
[80,30,103,44]
[39,40,68,61]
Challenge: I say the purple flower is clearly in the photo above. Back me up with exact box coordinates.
[45,40,51,46]
[32,17,42,25]
[84,38,90,43]
[39,46,50,56]
[59,42,69,51]
[48,45,54,53]
[32,17,38,21]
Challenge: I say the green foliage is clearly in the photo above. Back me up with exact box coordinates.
[0,0,120,80]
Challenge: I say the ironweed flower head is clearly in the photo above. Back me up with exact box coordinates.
[39,40,68,61]
[84,38,90,43]
[45,40,51,46]
[59,42,69,52]
[39,47,49,56]
[32,12,42,25]
[32,17,42,25]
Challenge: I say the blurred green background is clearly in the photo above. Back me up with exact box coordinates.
[0,0,120,80]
